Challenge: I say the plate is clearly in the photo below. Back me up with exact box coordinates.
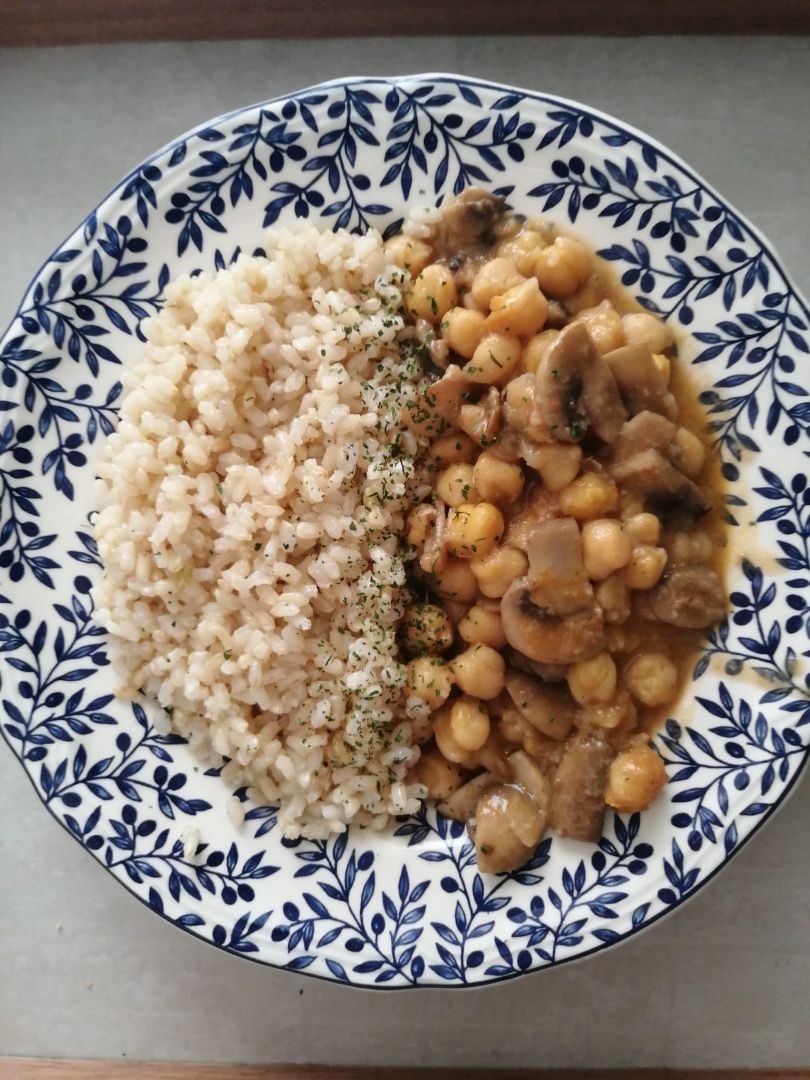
[2,74,808,987]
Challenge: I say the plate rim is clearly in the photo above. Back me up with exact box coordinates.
[2,71,808,987]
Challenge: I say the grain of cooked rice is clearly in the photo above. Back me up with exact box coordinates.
[94,223,433,838]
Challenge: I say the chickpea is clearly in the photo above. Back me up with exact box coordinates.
[667,529,713,566]
[401,603,453,655]
[558,472,619,521]
[406,656,455,709]
[652,352,671,384]
[452,644,506,700]
[605,741,667,812]
[572,299,625,355]
[441,306,486,360]
[384,234,433,277]
[446,502,504,559]
[502,372,536,431]
[449,695,493,751]
[583,688,637,733]
[523,442,582,493]
[433,705,478,766]
[522,328,560,374]
[594,573,631,625]
[499,705,552,762]
[458,603,507,649]
[414,745,464,800]
[408,263,458,324]
[671,427,706,478]
[470,258,525,310]
[624,544,668,590]
[624,652,679,707]
[470,544,528,598]
[498,230,548,276]
[428,429,478,467]
[432,556,479,603]
[436,463,479,508]
[486,277,548,338]
[532,236,592,298]
[564,274,605,314]
[473,451,524,505]
[582,519,632,581]
[622,312,674,355]
[624,512,661,546]
[464,332,522,384]
[567,651,617,705]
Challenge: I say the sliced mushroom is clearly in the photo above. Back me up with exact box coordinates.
[648,565,726,628]
[504,486,560,551]
[504,668,575,742]
[432,188,506,258]
[498,703,564,765]
[508,749,552,812]
[439,771,494,822]
[415,501,448,574]
[501,579,606,665]
[503,647,568,683]
[476,728,511,781]
[611,410,678,462]
[524,517,594,616]
[414,317,450,372]
[533,323,628,444]
[427,363,470,426]
[486,423,522,462]
[472,784,546,874]
[550,728,614,842]
[603,343,677,420]
[611,449,709,518]
[458,387,502,448]
[520,439,583,492]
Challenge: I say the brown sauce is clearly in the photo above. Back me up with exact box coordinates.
[391,189,728,872]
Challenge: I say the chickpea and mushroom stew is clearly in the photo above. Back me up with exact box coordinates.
[390,189,727,874]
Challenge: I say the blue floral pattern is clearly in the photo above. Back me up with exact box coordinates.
[1,76,808,987]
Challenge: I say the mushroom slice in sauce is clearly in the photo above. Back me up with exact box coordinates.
[611,410,678,462]
[504,668,575,742]
[508,750,552,813]
[416,500,448,574]
[603,343,678,420]
[439,771,494,822]
[501,580,606,665]
[533,323,628,445]
[524,517,594,616]
[504,486,560,551]
[611,449,710,518]
[472,784,546,874]
[432,187,506,258]
[550,728,614,842]
[503,647,568,683]
[426,363,470,426]
[648,565,726,628]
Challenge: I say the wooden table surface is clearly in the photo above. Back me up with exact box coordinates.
[2,1066,809,1079]
[2,0,809,44]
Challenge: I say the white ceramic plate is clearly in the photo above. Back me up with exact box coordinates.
[2,75,808,986]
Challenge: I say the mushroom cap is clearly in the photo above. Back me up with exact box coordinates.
[649,565,726,628]
[501,576,606,665]
[534,322,628,444]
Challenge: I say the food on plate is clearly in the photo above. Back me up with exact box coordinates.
[95,188,726,871]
